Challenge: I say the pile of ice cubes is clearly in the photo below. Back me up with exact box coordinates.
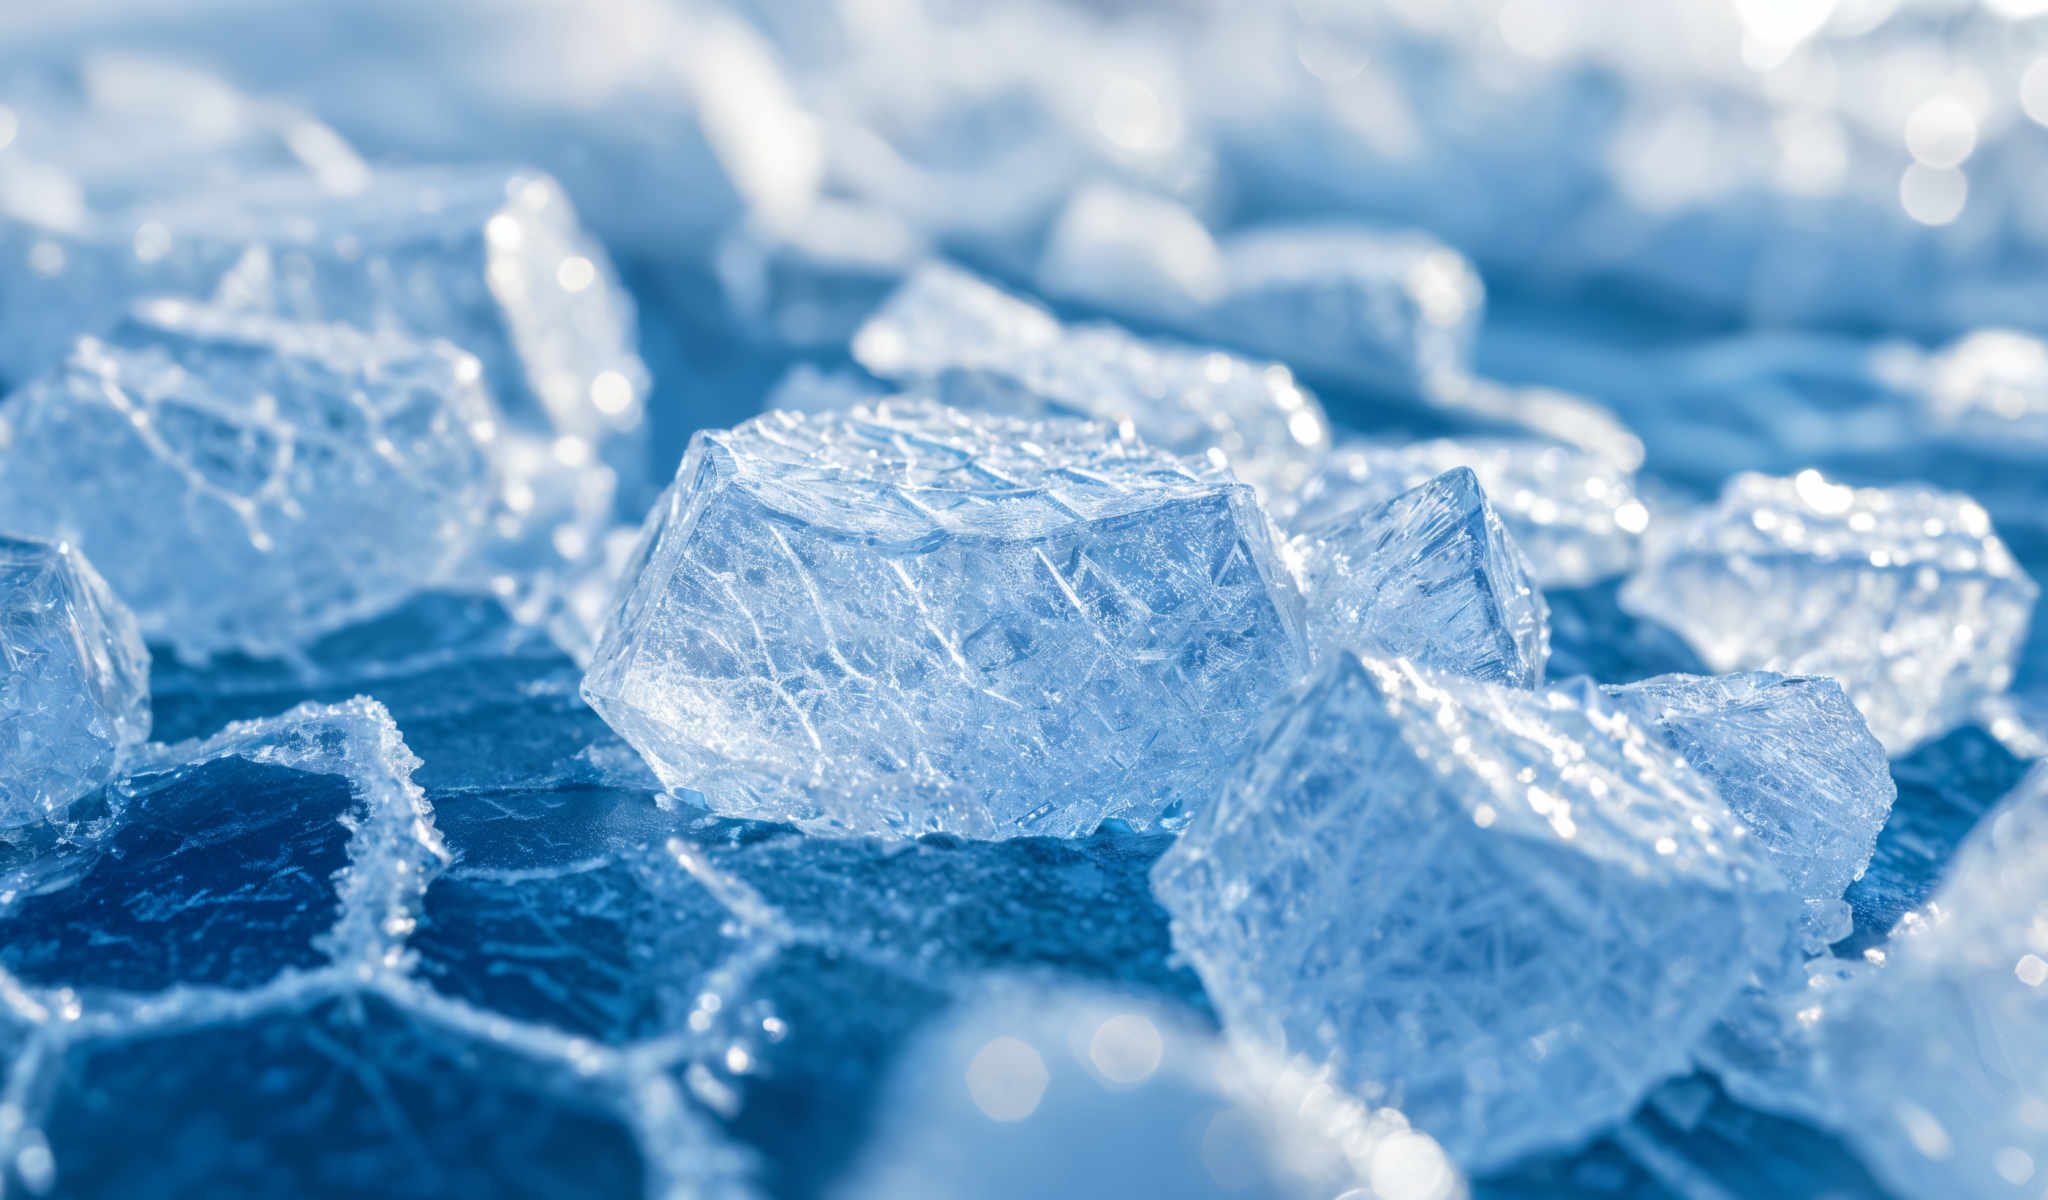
[4,4,2048,1198]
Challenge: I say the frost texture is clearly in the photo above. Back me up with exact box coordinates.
[836,982,1465,1200]
[0,301,499,660]
[1620,471,2038,754]
[1152,654,1795,1170]
[1275,439,1652,588]
[1804,765,2048,1199]
[1292,468,1549,687]
[1607,672,1895,947]
[0,536,149,828]
[852,262,1331,500]
[583,400,1309,838]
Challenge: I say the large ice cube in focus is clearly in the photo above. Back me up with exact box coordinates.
[1292,468,1548,687]
[1619,471,2037,754]
[1808,764,2048,1198]
[853,262,1331,500]
[0,536,148,828]
[1607,672,1896,947]
[835,983,1464,1200]
[1274,439,1652,588]
[582,400,1309,839]
[0,165,648,477]
[1152,654,1795,1170]
[0,300,499,660]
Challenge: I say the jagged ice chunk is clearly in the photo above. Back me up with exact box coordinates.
[853,262,1330,500]
[0,301,499,660]
[583,401,1309,839]
[1291,468,1548,687]
[1607,672,1896,947]
[1274,439,1652,588]
[0,536,148,828]
[1153,654,1795,1170]
[836,982,1464,1200]
[1619,470,2038,754]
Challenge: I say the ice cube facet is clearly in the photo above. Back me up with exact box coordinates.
[1153,654,1794,1170]
[1619,471,2037,754]
[0,535,149,828]
[0,301,499,660]
[1293,468,1549,687]
[853,263,1331,500]
[583,400,1309,839]
[1607,672,1895,946]
[1276,439,1652,588]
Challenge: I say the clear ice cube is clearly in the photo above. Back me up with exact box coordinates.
[0,300,500,660]
[582,400,1309,838]
[1619,470,2038,754]
[1152,654,1796,1169]
[1292,468,1549,687]
[0,535,149,828]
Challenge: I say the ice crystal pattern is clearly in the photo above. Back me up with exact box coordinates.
[583,401,1309,839]
[1153,654,1795,1170]
[1620,471,2038,754]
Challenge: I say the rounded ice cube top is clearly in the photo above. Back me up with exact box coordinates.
[0,534,149,828]
[0,300,501,661]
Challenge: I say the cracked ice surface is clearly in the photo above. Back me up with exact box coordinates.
[0,301,499,660]
[852,262,1331,500]
[1152,654,1796,1170]
[583,400,1308,838]
[1620,470,2039,755]
[1291,468,1549,687]
[1798,765,2048,1199]
[0,535,149,829]
[1274,439,1653,588]
[1606,672,1895,949]
[836,982,1465,1200]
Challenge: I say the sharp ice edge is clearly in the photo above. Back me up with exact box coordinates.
[583,399,1309,839]
[1152,654,1800,1171]
[850,260,1332,500]
[835,978,1466,1200]
[1275,438,1653,588]
[1620,470,2039,755]
[1291,467,1549,687]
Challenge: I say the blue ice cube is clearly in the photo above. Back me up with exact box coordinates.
[583,400,1309,838]
[1292,467,1549,687]
[836,982,1464,1200]
[1153,654,1796,1170]
[0,535,148,829]
[0,301,500,660]
[715,198,926,347]
[852,262,1331,500]
[1607,672,1895,947]
[1620,470,2038,754]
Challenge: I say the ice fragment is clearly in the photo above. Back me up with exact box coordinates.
[583,400,1308,838]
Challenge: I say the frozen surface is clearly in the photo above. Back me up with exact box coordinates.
[0,301,499,659]
[852,263,1331,499]
[1153,654,1794,1170]
[1620,471,2038,754]
[1275,439,1651,588]
[0,535,149,828]
[1607,672,1895,947]
[1804,765,2048,1199]
[1292,468,1549,687]
[583,400,1308,838]
[836,982,1464,1200]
